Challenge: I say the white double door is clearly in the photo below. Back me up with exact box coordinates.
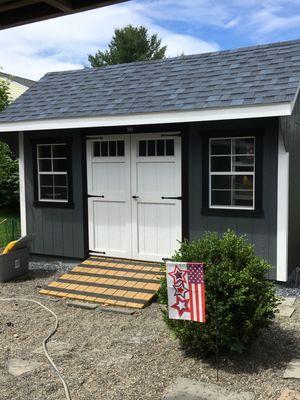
[87,133,182,262]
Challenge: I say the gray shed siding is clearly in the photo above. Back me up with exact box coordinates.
[280,94,300,280]
[24,130,86,259]
[23,118,279,275]
[187,118,278,279]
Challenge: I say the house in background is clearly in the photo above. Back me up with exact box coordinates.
[0,39,299,282]
[0,72,35,101]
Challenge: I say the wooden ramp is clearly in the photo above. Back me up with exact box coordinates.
[39,257,163,309]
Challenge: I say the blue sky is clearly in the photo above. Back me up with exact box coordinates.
[1,0,300,80]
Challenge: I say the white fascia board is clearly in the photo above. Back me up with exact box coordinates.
[0,102,293,133]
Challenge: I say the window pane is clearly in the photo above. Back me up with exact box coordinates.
[54,187,68,200]
[38,145,51,158]
[148,140,155,156]
[211,175,231,190]
[233,175,253,191]
[233,138,255,155]
[40,186,54,200]
[211,139,231,155]
[211,190,231,206]
[157,140,165,156]
[101,141,108,157]
[109,141,116,156]
[39,159,52,172]
[53,144,66,158]
[232,191,253,207]
[117,141,124,156]
[211,156,231,172]
[54,175,67,186]
[166,139,174,156]
[139,141,146,156]
[93,142,100,157]
[40,174,53,186]
[232,156,254,172]
[53,159,67,172]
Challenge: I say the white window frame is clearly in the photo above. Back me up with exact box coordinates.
[37,143,68,203]
[209,136,255,210]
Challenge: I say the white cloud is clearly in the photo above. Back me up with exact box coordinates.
[0,1,219,80]
[0,0,299,81]
[248,8,300,35]
[163,34,218,57]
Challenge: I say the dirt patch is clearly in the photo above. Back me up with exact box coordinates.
[0,266,300,399]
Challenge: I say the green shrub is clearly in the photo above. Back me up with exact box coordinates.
[158,230,278,356]
[0,141,19,208]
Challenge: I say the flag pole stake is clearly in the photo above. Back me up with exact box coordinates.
[216,314,219,382]
[215,269,220,382]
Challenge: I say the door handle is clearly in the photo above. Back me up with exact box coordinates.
[88,195,104,198]
[161,196,182,200]
[132,195,139,199]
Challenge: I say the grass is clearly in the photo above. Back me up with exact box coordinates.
[0,207,20,248]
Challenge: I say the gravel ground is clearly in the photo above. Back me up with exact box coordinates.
[0,260,300,400]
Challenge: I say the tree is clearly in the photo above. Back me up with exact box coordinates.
[88,25,167,67]
[0,141,19,208]
[0,76,11,111]
[0,75,18,209]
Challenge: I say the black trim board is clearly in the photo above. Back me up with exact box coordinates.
[201,130,264,218]
[31,137,74,209]
[81,131,90,259]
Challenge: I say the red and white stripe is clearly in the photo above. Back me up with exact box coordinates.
[188,282,206,323]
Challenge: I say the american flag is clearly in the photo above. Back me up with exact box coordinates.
[166,262,206,323]
[187,263,206,323]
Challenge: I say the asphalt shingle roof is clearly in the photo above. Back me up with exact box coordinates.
[1,39,300,124]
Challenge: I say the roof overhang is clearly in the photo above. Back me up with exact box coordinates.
[0,0,129,30]
[0,102,293,133]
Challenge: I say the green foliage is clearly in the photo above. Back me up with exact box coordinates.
[0,74,18,209]
[0,76,11,111]
[0,141,19,208]
[88,25,167,67]
[158,230,278,356]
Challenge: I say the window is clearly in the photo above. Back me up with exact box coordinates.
[93,140,125,157]
[209,137,255,210]
[34,141,73,207]
[138,139,174,157]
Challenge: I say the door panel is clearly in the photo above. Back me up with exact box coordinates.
[131,134,182,262]
[87,136,131,258]
[136,201,181,258]
[88,198,129,255]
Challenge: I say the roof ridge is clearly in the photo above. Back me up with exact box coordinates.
[43,37,300,78]
[0,72,36,86]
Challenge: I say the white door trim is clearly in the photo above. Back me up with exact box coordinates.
[277,130,289,282]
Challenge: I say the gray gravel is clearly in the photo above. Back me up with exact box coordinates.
[0,261,300,400]
[277,285,300,298]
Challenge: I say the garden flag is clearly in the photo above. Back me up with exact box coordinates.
[166,262,206,323]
